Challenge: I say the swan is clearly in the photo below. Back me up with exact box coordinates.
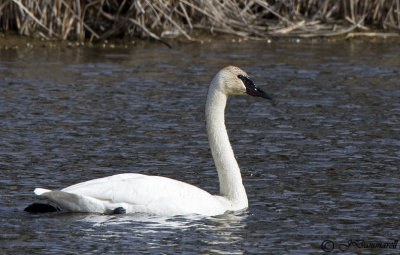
[25,66,272,216]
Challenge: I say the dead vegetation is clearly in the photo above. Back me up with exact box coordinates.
[0,0,399,43]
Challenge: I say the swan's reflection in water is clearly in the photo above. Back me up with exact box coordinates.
[73,211,249,253]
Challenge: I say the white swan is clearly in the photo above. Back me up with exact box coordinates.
[25,66,272,216]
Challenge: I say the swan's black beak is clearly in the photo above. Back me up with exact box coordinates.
[238,75,273,100]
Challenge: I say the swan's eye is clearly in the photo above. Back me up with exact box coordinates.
[238,74,273,99]
[237,74,245,80]
[237,74,255,89]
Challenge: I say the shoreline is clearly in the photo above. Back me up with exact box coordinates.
[0,30,399,50]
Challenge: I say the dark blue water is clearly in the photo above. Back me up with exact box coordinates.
[0,40,399,254]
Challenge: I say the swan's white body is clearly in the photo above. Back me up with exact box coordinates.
[34,173,230,216]
[32,66,271,216]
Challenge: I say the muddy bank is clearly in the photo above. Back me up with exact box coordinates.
[1,31,399,51]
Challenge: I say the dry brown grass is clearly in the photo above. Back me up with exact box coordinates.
[1,0,399,42]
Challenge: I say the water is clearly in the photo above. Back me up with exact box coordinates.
[0,40,399,254]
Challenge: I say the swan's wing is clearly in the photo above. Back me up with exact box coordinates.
[36,173,226,215]
[61,173,147,197]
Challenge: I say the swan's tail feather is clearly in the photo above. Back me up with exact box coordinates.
[34,188,51,196]
[31,189,109,213]
[30,188,125,214]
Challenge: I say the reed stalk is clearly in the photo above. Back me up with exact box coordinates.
[0,0,398,42]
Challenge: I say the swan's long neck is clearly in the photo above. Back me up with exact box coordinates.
[205,78,248,207]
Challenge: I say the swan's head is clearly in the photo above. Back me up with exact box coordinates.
[216,66,272,100]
